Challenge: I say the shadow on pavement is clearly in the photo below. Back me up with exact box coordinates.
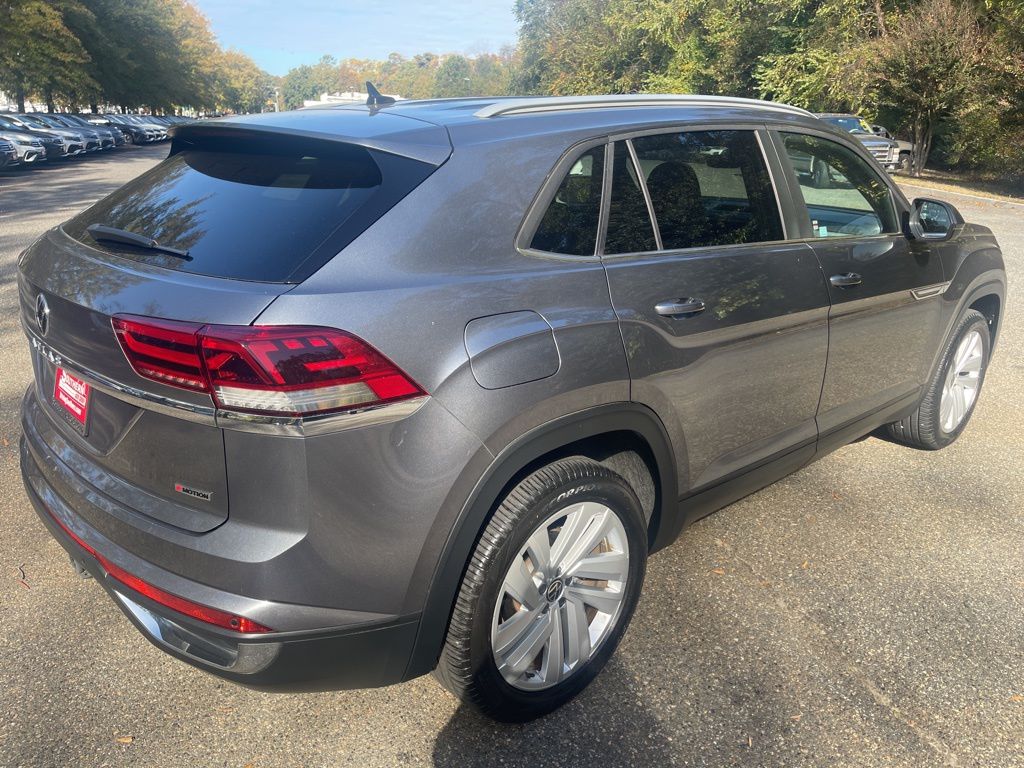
[432,660,677,768]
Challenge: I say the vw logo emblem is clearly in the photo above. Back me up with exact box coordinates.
[35,293,50,337]
[544,579,564,603]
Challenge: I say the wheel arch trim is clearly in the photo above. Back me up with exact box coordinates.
[403,402,679,680]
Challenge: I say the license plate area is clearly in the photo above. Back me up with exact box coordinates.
[52,366,91,436]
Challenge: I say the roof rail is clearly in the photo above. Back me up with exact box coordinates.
[475,94,813,119]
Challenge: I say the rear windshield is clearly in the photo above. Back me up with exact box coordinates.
[65,143,435,282]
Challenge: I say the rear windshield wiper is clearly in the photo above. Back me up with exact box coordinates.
[86,224,192,260]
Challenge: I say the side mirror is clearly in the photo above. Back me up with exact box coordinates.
[905,198,963,242]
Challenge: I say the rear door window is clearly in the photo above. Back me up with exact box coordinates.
[65,143,436,283]
[631,130,784,250]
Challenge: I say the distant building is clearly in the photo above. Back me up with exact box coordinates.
[302,91,403,108]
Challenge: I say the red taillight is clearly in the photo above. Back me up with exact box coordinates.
[112,316,424,417]
[45,508,271,634]
[111,316,206,391]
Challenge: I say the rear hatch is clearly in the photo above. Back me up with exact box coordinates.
[19,108,450,533]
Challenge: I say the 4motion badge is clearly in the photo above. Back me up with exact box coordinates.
[174,483,212,502]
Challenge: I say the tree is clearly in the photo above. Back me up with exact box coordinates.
[0,0,95,111]
[280,54,337,108]
[865,0,998,173]
[218,49,272,114]
[433,55,472,97]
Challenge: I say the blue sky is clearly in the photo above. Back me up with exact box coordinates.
[194,0,520,75]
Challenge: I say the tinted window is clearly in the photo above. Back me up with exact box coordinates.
[820,116,873,134]
[605,141,657,254]
[632,130,783,250]
[65,144,434,282]
[781,133,898,238]
[530,145,605,255]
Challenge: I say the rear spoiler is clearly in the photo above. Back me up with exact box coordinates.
[168,109,452,165]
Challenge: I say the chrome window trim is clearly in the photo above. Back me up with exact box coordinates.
[625,138,663,251]
[595,141,614,257]
[513,135,611,262]
[26,330,428,436]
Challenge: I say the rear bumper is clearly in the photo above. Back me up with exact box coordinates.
[19,406,423,692]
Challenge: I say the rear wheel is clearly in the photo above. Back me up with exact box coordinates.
[882,309,990,449]
[435,457,647,722]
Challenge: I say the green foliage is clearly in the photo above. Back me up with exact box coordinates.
[1,0,271,113]
[0,0,95,110]
[512,0,1024,177]
[279,51,518,107]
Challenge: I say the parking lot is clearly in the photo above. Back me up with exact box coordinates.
[0,144,1021,767]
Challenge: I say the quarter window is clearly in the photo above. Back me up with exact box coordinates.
[630,130,784,251]
[529,146,605,255]
[780,133,898,238]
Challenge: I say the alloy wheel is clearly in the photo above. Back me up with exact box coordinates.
[490,501,630,691]
[940,329,984,433]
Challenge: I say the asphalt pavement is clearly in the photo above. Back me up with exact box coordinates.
[0,145,1021,767]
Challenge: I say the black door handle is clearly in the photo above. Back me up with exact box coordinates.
[830,272,863,287]
[655,298,706,317]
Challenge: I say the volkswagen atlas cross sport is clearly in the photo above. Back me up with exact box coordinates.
[18,94,1006,722]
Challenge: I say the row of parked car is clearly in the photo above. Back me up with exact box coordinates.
[0,113,189,170]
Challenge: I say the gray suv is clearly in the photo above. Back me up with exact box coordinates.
[18,95,1006,721]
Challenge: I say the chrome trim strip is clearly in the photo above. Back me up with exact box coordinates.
[28,332,218,426]
[215,396,429,436]
[911,282,951,301]
[26,330,429,436]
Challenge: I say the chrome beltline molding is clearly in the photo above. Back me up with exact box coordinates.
[215,396,428,436]
[911,281,951,301]
[26,329,428,436]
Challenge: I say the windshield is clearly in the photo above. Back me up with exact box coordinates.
[821,116,873,134]
[15,114,47,128]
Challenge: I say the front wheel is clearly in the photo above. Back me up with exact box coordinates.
[435,457,648,722]
[882,309,990,449]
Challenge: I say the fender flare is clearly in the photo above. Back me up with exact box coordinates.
[403,402,679,680]
[935,269,1006,368]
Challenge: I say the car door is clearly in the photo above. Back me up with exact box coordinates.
[600,127,830,493]
[770,130,946,439]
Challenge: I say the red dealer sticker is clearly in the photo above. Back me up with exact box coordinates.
[53,367,91,428]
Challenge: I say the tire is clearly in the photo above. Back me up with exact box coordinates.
[898,152,912,174]
[882,309,990,449]
[435,457,648,722]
